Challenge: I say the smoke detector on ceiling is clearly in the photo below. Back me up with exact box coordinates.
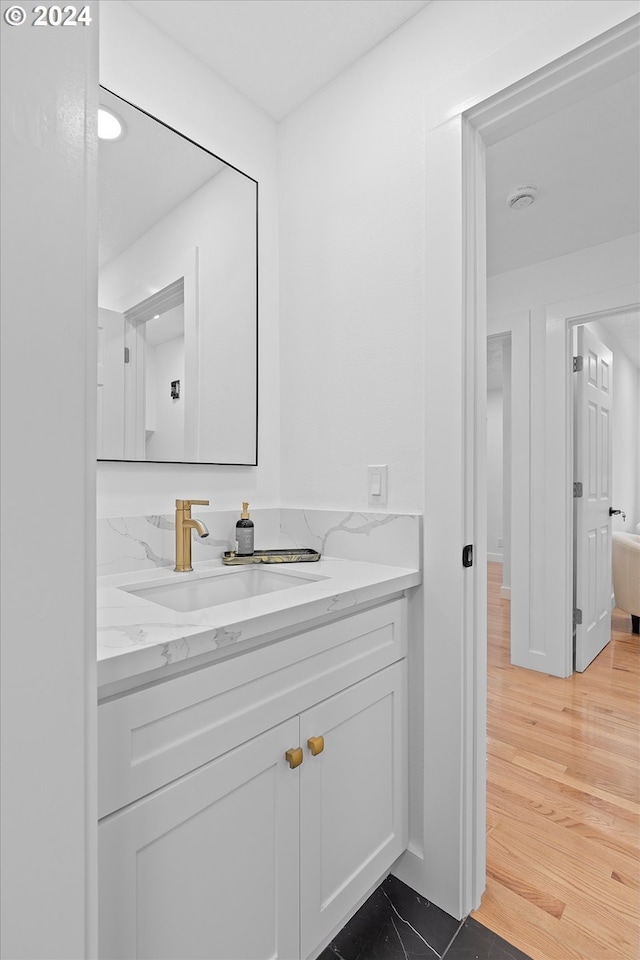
[506,185,537,210]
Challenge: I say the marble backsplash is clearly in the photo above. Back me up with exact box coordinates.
[97,508,421,577]
[279,509,421,569]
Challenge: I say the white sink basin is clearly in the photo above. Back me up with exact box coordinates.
[120,566,327,613]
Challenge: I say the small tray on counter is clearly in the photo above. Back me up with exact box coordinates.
[222,548,321,565]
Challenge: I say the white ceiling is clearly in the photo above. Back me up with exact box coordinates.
[128,0,431,121]
[486,70,640,277]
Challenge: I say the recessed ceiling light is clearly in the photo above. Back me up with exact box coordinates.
[506,185,537,210]
[98,106,126,141]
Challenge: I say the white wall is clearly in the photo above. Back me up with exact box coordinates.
[487,389,504,560]
[0,2,98,956]
[277,0,638,513]
[98,0,279,516]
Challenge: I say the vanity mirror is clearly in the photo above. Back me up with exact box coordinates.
[98,88,258,465]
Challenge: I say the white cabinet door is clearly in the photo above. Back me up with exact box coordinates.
[299,662,408,959]
[99,718,300,960]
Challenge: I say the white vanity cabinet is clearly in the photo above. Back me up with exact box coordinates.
[98,598,408,960]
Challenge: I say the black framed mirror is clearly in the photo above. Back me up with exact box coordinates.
[97,87,258,465]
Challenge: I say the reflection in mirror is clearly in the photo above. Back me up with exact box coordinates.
[97,88,258,465]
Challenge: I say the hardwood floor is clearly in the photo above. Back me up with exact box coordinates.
[472,562,640,960]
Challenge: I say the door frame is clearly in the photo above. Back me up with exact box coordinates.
[415,13,640,920]
[487,334,516,596]
[486,332,510,569]
[485,314,534,671]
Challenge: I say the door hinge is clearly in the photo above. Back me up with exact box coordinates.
[573,355,584,372]
[124,347,130,364]
[573,608,583,626]
[573,482,583,498]
[462,544,473,568]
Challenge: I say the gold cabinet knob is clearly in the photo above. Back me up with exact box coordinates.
[307,736,324,757]
[285,747,303,769]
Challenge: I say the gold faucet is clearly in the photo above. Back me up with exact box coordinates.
[174,499,210,572]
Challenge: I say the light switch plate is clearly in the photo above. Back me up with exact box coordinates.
[368,464,388,506]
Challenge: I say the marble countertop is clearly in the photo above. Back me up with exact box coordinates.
[97,557,421,690]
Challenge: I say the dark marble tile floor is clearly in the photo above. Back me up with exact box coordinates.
[317,875,533,960]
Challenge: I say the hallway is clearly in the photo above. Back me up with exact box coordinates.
[472,563,640,959]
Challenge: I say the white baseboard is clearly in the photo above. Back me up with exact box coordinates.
[487,552,503,563]
[391,847,426,897]
[500,586,511,600]
[392,845,468,920]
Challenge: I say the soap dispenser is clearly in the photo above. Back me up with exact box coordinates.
[236,502,254,556]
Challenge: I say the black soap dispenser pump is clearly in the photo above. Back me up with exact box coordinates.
[236,502,254,556]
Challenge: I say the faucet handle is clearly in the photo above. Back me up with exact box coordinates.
[175,498,210,509]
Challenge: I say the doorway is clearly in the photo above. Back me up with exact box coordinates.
[418,10,639,922]
[473,31,640,954]
[482,49,639,677]
[451,13,640,917]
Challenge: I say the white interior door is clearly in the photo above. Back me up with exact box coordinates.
[574,325,613,672]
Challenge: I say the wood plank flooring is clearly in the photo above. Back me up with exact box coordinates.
[472,562,640,960]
